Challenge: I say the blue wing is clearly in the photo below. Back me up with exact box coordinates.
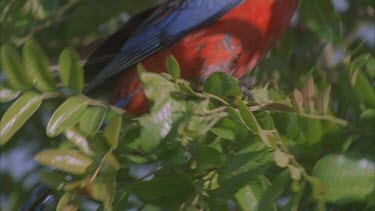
[83,0,244,93]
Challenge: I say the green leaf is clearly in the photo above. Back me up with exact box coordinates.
[38,170,69,189]
[64,127,94,156]
[300,0,342,43]
[204,71,240,99]
[58,47,84,93]
[90,168,117,211]
[135,98,185,152]
[195,145,224,173]
[0,84,20,103]
[354,70,375,108]
[130,175,195,208]
[104,115,122,150]
[35,149,93,175]
[78,107,107,137]
[257,170,290,211]
[313,153,375,204]
[1,92,43,145]
[1,44,32,90]
[138,64,177,104]
[165,55,180,80]
[236,98,260,134]
[56,193,77,211]
[217,142,272,199]
[235,181,266,211]
[316,85,331,114]
[210,128,235,140]
[23,38,56,92]
[47,96,88,137]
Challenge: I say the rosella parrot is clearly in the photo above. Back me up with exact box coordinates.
[20,0,299,209]
[83,0,300,115]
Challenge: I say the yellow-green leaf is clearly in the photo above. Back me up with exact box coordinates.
[0,84,20,103]
[1,44,32,90]
[104,115,122,150]
[165,55,180,80]
[65,127,94,156]
[47,96,88,137]
[23,38,56,92]
[78,107,107,137]
[58,48,84,93]
[236,98,260,134]
[35,149,93,175]
[1,92,43,145]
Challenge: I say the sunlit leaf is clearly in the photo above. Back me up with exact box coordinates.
[1,44,32,90]
[47,96,88,137]
[235,181,266,211]
[78,107,107,137]
[23,38,56,92]
[35,149,93,175]
[0,92,42,145]
[0,84,20,103]
[313,153,375,204]
[58,47,84,93]
[165,55,180,80]
[64,127,94,156]
[104,115,122,150]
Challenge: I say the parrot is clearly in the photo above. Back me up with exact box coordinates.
[83,0,300,115]
[20,0,300,209]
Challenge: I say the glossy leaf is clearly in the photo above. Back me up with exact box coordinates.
[1,92,42,145]
[204,71,240,99]
[78,107,107,137]
[104,115,122,150]
[0,84,20,103]
[165,55,180,80]
[23,38,56,92]
[0,44,32,90]
[64,127,94,156]
[90,169,117,211]
[313,153,375,204]
[35,149,93,175]
[47,96,88,137]
[58,47,84,93]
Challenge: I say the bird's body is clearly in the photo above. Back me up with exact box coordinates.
[84,0,300,115]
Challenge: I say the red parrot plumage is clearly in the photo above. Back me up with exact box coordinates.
[84,0,300,115]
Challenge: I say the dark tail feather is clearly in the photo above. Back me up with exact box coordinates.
[19,185,53,211]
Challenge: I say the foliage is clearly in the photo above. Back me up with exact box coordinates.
[1,0,374,210]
